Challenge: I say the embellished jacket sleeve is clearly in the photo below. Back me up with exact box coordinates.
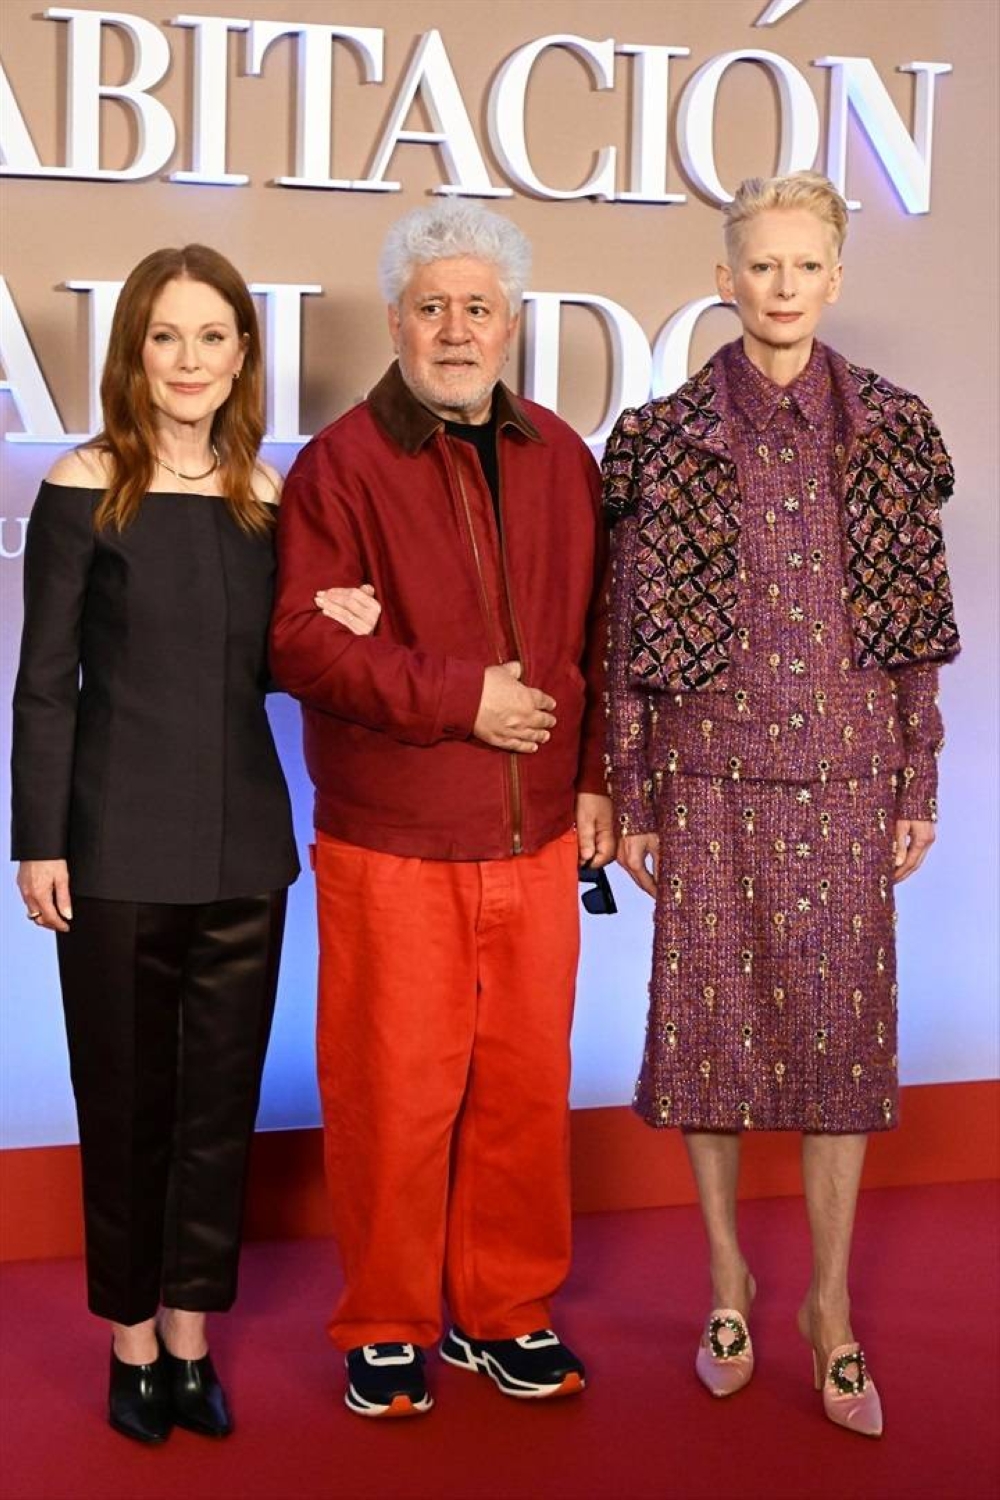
[891,662,943,822]
[603,413,655,835]
[844,387,961,671]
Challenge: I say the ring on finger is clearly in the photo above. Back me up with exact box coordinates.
[26,910,43,921]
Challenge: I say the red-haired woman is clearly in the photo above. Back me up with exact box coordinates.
[11,246,377,1444]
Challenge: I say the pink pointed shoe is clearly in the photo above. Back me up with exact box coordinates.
[695,1307,755,1397]
[813,1343,883,1438]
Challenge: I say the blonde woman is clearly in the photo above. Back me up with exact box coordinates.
[604,173,959,1437]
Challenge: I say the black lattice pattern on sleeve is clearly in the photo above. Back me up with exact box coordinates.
[842,371,960,670]
[630,446,741,691]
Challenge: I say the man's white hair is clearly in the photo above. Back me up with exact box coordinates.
[378,201,532,311]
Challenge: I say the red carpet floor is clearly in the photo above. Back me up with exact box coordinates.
[1,1181,997,1500]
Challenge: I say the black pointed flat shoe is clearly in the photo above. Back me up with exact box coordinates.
[159,1340,233,1438]
[108,1347,173,1444]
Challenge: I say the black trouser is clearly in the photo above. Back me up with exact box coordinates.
[56,891,287,1325]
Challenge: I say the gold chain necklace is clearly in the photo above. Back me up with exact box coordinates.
[156,444,220,484]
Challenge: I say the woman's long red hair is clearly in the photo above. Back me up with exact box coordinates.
[91,245,270,534]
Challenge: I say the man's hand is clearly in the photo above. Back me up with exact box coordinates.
[17,859,72,932]
[314,582,382,636]
[893,818,935,882]
[618,832,659,898]
[576,793,616,868]
[473,662,556,753]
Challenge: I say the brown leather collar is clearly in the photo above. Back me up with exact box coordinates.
[367,361,542,454]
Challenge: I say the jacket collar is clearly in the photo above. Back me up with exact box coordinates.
[723,338,833,431]
[367,360,542,455]
[825,346,883,448]
[658,339,888,461]
[656,358,731,458]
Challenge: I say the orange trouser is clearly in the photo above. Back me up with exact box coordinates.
[313,828,581,1351]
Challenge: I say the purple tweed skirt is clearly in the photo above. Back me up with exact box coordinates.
[634,770,899,1133]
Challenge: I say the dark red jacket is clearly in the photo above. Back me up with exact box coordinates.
[271,362,607,860]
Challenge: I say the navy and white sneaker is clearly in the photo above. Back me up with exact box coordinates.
[344,1343,433,1418]
[440,1326,585,1399]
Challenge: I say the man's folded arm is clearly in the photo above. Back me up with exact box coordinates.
[270,467,486,747]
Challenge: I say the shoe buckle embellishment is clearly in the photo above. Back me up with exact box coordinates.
[362,1343,416,1367]
[707,1315,748,1360]
[828,1348,867,1395]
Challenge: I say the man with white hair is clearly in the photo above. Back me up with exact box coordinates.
[271,203,613,1418]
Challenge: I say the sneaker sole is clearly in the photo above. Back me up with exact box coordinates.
[439,1342,585,1400]
[345,1386,433,1419]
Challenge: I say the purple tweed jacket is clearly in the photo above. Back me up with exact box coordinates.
[602,341,960,695]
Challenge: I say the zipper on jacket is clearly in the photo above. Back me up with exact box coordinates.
[446,439,522,854]
[496,464,527,856]
[508,754,523,855]
[449,447,503,663]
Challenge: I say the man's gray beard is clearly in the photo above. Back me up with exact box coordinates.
[401,365,495,422]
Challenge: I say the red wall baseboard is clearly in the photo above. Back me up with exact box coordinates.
[2,1080,996,1263]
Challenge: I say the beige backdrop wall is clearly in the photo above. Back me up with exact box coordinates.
[2,0,997,1146]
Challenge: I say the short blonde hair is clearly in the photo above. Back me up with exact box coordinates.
[723,172,849,261]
